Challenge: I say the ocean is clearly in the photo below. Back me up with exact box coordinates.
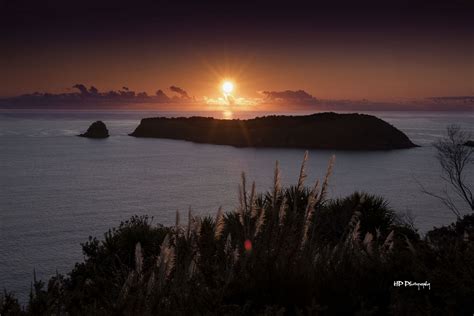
[0,109,473,302]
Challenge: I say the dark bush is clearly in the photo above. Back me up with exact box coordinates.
[4,156,473,315]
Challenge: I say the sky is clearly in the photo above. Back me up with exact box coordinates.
[1,0,473,110]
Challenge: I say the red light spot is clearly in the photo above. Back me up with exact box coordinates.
[244,239,252,252]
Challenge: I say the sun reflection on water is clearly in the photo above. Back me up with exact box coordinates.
[223,110,233,119]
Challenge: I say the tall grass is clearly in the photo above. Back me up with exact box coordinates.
[3,152,474,315]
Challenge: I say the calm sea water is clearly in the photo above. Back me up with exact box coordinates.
[0,109,473,302]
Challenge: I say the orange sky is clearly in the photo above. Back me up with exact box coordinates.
[1,2,473,102]
[2,35,472,101]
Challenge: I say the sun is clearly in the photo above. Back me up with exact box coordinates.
[222,81,234,94]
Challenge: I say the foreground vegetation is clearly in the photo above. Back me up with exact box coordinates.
[2,154,473,315]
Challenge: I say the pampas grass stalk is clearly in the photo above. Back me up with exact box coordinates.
[146,270,155,296]
[301,179,320,248]
[175,210,180,230]
[273,161,281,209]
[297,151,309,191]
[215,207,224,240]
[158,234,170,268]
[318,155,335,203]
[362,232,374,255]
[348,211,361,232]
[278,196,287,227]
[255,207,266,237]
[383,230,394,252]
[351,220,361,243]
[193,216,202,238]
[165,248,175,278]
[188,258,197,278]
[156,234,175,287]
[249,181,257,218]
[233,249,240,262]
[241,172,248,214]
[238,175,246,226]
[187,206,193,239]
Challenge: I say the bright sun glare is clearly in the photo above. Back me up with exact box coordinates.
[222,81,234,94]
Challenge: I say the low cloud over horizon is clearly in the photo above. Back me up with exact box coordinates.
[0,85,472,112]
[259,89,474,111]
[0,84,195,108]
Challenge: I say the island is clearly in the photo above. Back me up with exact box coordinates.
[79,121,109,138]
[129,113,417,150]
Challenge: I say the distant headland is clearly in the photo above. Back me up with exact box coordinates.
[129,112,418,150]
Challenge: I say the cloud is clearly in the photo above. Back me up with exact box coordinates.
[89,86,99,95]
[73,84,89,96]
[3,84,473,111]
[169,86,190,99]
[262,90,316,100]
[0,84,196,109]
[261,89,318,105]
[155,89,170,102]
[260,89,474,111]
[427,96,474,103]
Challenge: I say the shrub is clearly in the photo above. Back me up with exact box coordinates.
[5,153,474,315]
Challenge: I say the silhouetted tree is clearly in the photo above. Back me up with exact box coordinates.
[423,125,473,217]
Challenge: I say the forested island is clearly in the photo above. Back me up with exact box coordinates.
[129,112,417,150]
